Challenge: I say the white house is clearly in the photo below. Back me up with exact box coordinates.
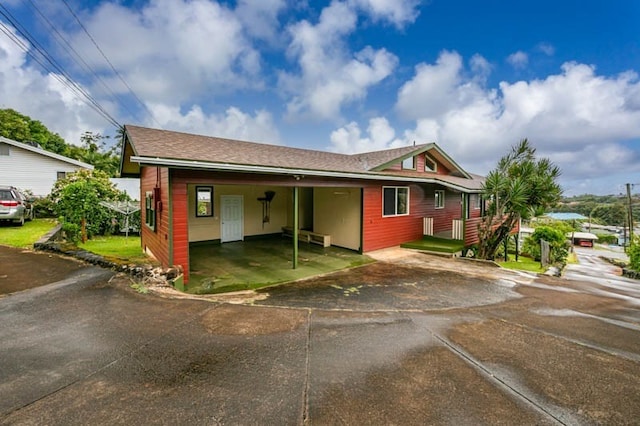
[0,136,93,196]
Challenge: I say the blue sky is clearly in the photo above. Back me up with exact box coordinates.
[1,0,639,196]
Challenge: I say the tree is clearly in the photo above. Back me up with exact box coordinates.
[50,169,127,242]
[73,131,120,177]
[477,139,562,260]
[522,225,569,265]
[0,108,121,176]
[629,236,640,272]
[0,108,67,155]
[590,203,627,226]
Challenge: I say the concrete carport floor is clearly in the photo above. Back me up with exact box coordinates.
[1,247,639,424]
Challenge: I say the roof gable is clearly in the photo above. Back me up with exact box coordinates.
[0,136,94,170]
[370,144,471,179]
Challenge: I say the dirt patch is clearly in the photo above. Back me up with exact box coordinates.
[0,245,86,295]
[201,304,308,335]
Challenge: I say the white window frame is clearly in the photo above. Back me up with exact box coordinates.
[382,186,410,217]
[474,194,482,210]
[424,154,437,172]
[402,156,415,170]
[435,190,445,209]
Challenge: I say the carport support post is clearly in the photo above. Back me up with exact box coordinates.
[292,186,299,269]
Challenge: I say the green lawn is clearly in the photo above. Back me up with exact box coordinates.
[0,219,59,248]
[400,236,465,253]
[497,256,546,273]
[79,236,151,264]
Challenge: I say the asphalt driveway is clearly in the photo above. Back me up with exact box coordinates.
[1,246,639,425]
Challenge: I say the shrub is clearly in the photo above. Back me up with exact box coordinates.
[32,196,57,218]
[50,170,128,241]
[523,225,569,265]
[594,233,618,245]
[629,236,640,271]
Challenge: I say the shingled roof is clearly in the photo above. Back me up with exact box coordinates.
[121,125,484,192]
[123,125,426,173]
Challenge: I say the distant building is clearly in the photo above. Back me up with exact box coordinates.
[0,136,93,196]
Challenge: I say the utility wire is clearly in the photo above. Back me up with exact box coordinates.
[0,7,120,127]
[21,0,140,121]
[59,0,163,129]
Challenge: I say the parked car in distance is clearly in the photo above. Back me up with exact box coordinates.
[0,185,34,226]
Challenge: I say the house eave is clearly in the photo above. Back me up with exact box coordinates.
[129,156,482,193]
[0,136,94,170]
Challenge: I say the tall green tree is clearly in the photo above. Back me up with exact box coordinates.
[477,139,562,260]
[0,108,67,154]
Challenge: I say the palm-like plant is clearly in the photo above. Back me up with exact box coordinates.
[477,139,562,260]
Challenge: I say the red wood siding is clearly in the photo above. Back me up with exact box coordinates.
[362,184,428,252]
[384,154,452,175]
[171,179,189,283]
[416,154,451,176]
[140,166,170,268]
[464,217,482,246]
[428,188,462,234]
[469,194,482,219]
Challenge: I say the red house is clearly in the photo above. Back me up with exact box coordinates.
[120,125,487,284]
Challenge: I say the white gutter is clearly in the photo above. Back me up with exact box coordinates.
[129,155,482,193]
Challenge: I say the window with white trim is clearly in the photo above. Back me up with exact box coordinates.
[56,171,66,180]
[402,156,415,170]
[383,186,409,216]
[424,154,437,172]
[0,143,9,156]
[474,194,482,209]
[435,190,445,209]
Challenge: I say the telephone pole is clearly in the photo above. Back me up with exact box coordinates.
[627,183,634,243]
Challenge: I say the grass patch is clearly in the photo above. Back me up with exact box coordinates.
[498,256,546,273]
[79,235,151,264]
[0,219,58,248]
[400,236,464,253]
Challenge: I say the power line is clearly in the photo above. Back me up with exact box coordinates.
[21,0,140,121]
[58,0,163,129]
[0,7,120,128]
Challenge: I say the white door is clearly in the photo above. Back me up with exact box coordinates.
[221,195,244,242]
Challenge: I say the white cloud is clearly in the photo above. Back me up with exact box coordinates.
[68,0,261,104]
[469,54,492,82]
[349,0,421,28]
[334,52,640,194]
[0,26,110,144]
[537,42,555,56]
[235,0,287,44]
[396,51,489,121]
[280,1,398,120]
[329,117,405,153]
[149,104,281,144]
[507,51,528,69]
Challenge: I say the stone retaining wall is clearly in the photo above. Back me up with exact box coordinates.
[34,235,183,288]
